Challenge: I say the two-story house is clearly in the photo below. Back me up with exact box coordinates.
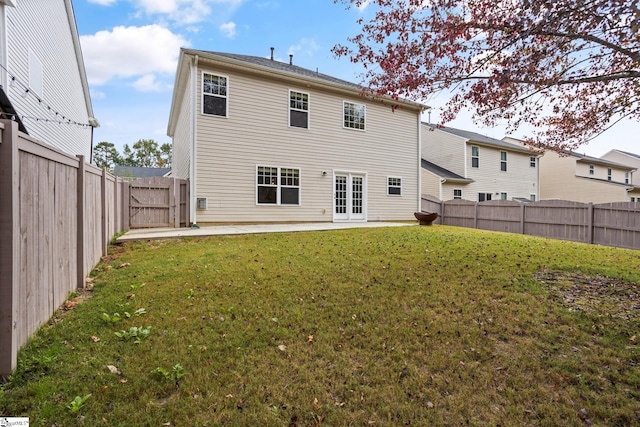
[0,0,98,159]
[504,137,640,203]
[167,48,425,224]
[421,125,540,202]
[600,150,639,187]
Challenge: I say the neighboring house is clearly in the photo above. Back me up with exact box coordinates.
[113,166,171,181]
[0,0,98,159]
[600,150,640,185]
[167,48,425,224]
[504,137,640,203]
[421,124,540,202]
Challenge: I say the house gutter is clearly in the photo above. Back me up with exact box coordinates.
[190,54,198,225]
[417,110,424,212]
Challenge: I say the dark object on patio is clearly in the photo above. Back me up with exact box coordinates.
[414,211,439,226]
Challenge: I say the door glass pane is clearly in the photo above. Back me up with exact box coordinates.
[335,176,347,214]
[352,177,363,214]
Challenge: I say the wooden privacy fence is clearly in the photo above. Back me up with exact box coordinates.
[127,177,189,229]
[0,120,189,377]
[422,194,640,250]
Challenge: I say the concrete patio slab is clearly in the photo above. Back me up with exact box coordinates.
[116,221,416,242]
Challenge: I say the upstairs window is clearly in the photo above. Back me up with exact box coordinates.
[257,166,300,205]
[500,151,507,171]
[203,73,228,117]
[589,164,595,175]
[530,156,536,168]
[289,90,309,128]
[387,177,402,195]
[453,189,462,199]
[625,171,629,184]
[343,101,365,130]
[471,146,479,168]
[607,168,612,181]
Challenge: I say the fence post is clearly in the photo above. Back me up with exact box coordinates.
[474,202,478,229]
[587,202,594,244]
[76,155,86,289]
[123,181,131,230]
[0,121,20,377]
[520,203,526,234]
[101,169,108,256]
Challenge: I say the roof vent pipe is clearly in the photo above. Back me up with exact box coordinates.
[289,54,293,65]
[270,47,274,60]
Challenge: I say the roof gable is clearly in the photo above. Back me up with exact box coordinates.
[424,123,532,153]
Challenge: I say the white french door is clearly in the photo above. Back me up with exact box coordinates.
[334,173,366,221]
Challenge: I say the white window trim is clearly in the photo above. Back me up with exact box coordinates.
[256,165,301,206]
[500,192,508,200]
[387,176,402,196]
[530,156,537,168]
[289,89,310,129]
[500,151,507,172]
[343,101,366,131]
[607,168,612,181]
[471,146,479,168]
[530,194,536,202]
[201,71,229,118]
[589,164,595,175]
[453,189,462,199]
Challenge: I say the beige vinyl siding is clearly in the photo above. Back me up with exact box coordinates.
[193,65,419,223]
[421,169,441,199]
[540,152,631,202]
[171,70,192,179]
[5,0,92,158]
[601,151,638,184]
[421,127,466,175]
[462,145,537,201]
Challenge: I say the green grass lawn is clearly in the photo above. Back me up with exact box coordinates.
[1,225,639,426]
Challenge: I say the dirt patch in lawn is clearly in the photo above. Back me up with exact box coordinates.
[534,270,640,321]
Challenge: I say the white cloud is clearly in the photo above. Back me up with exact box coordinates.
[288,38,320,58]
[356,0,371,11]
[129,0,243,25]
[88,0,118,5]
[80,25,188,86]
[219,21,237,38]
[132,74,164,92]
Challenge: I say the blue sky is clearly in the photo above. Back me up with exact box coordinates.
[74,0,636,157]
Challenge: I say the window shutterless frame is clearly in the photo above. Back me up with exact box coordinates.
[289,90,309,128]
[202,71,229,117]
[343,101,366,130]
[387,176,402,196]
[256,165,301,206]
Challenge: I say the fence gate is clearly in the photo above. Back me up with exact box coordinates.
[127,177,189,229]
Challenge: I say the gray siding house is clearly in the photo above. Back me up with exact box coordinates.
[0,0,98,158]
[422,125,540,202]
[167,49,425,224]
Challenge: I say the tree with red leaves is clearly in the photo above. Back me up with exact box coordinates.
[333,0,640,151]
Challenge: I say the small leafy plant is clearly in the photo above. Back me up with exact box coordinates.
[101,312,121,323]
[153,363,186,382]
[185,288,195,299]
[114,326,151,344]
[124,308,147,318]
[67,394,91,413]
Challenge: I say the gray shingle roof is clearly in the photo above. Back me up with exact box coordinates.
[203,50,363,91]
[423,123,532,153]
[421,159,473,182]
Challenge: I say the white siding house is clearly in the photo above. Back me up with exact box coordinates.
[167,49,425,224]
[503,138,640,203]
[0,0,98,159]
[422,125,540,202]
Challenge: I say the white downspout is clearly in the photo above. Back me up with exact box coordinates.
[190,55,198,225]
[417,114,423,212]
